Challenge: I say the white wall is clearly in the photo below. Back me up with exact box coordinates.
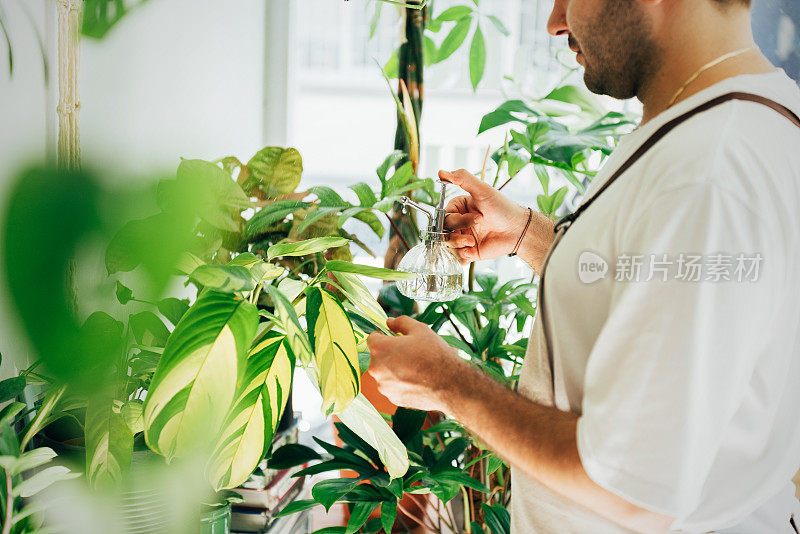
[0,0,54,376]
[0,0,276,374]
[80,0,267,178]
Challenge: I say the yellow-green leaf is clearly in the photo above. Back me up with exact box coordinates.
[207,335,295,490]
[245,147,303,198]
[143,291,258,460]
[267,237,350,261]
[306,288,360,414]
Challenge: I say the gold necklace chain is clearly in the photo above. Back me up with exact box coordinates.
[667,46,757,108]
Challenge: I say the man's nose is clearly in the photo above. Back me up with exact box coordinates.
[547,0,569,37]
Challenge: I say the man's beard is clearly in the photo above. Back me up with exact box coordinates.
[573,0,659,100]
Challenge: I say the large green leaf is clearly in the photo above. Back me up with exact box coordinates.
[337,208,385,239]
[329,272,389,334]
[349,183,378,207]
[267,237,349,261]
[12,465,79,498]
[129,311,170,347]
[174,159,252,232]
[0,377,25,403]
[338,394,409,479]
[383,162,414,197]
[261,285,313,365]
[306,288,360,414]
[309,185,349,208]
[481,502,511,534]
[143,291,258,460]
[245,200,309,236]
[267,443,322,470]
[228,252,284,284]
[245,147,303,198]
[190,264,255,293]
[207,334,295,490]
[0,448,56,477]
[346,501,380,534]
[376,151,405,182]
[85,395,133,488]
[478,100,537,135]
[20,385,65,451]
[544,85,605,117]
[437,17,472,62]
[312,478,361,511]
[324,261,416,281]
[157,297,190,326]
[120,400,144,434]
[82,0,150,38]
[435,5,472,22]
[469,25,486,90]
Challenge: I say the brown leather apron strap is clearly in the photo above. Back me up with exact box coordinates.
[553,92,800,235]
[537,92,800,399]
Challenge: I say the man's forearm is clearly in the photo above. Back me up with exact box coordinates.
[438,358,672,534]
[517,212,557,274]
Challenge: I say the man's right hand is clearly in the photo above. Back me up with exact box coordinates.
[439,169,556,273]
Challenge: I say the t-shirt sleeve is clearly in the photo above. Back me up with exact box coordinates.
[575,180,781,522]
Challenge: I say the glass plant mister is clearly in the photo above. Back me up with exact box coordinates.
[396,181,464,302]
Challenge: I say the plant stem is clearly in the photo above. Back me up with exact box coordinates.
[462,487,472,534]
[385,212,412,253]
[467,264,480,326]
[3,470,12,534]
[423,498,452,533]
[444,496,459,533]
[443,309,474,352]
[397,499,437,532]
[496,174,516,192]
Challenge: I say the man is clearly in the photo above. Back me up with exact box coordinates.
[366,0,800,532]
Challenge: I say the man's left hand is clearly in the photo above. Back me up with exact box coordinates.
[366,315,465,412]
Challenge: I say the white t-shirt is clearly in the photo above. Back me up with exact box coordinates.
[513,70,800,533]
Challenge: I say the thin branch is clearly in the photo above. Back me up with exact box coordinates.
[480,146,491,182]
[3,470,12,534]
[443,309,474,352]
[423,497,453,532]
[496,173,517,192]
[397,499,437,532]
[462,487,472,533]
[385,212,412,252]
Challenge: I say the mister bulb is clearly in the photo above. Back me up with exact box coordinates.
[396,181,464,302]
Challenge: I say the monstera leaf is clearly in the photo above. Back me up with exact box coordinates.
[207,334,295,490]
[143,291,258,460]
[306,288,360,415]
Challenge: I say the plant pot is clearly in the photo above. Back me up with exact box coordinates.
[40,424,228,533]
[200,503,231,534]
